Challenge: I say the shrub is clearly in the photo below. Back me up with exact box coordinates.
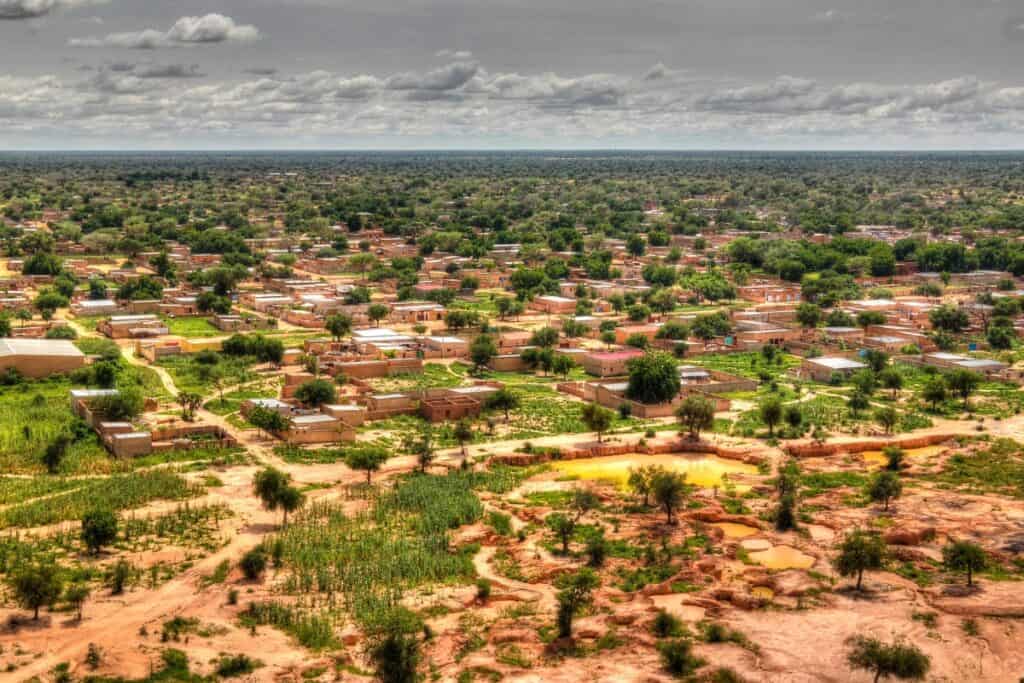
[240,547,268,580]
[651,609,683,638]
[658,638,704,677]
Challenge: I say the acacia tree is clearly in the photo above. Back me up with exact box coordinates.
[9,561,63,620]
[945,369,980,409]
[676,395,714,440]
[325,313,353,341]
[253,467,304,526]
[627,464,666,507]
[651,470,688,524]
[581,403,615,443]
[367,303,390,327]
[485,388,520,422]
[81,508,118,555]
[760,397,783,437]
[555,568,600,638]
[345,448,389,485]
[834,529,886,591]
[846,636,930,683]
[921,377,947,411]
[867,471,902,511]
[943,540,987,587]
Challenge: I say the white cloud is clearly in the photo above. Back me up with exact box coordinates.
[386,61,479,91]
[4,59,1024,148]
[69,13,260,48]
[0,0,105,20]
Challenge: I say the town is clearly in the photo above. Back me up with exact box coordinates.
[0,152,1022,682]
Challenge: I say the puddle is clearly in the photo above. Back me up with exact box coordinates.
[713,522,759,538]
[748,545,816,570]
[861,445,946,469]
[551,453,758,490]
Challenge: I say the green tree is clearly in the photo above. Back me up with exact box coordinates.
[294,378,337,407]
[760,397,783,437]
[834,529,886,591]
[626,351,681,404]
[874,406,898,435]
[42,433,71,474]
[469,334,498,373]
[325,313,353,341]
[580,403,615,443]
[627,464,665,507]
[676,395,714,439]
[929,304,969,333]
[345,448,389,485]
[878,367,903,399]
[867,471,902,511]
[367,609,423,683]
[253,467,303,525]
[848,390,870,417]
[81,508,119,555]
[367,303,390,327]
[546,512,576,554]
[9,561,63,620]
[942,540,986,587]
[795,303,822,329]
[651,470,688,524]
[176,392,202,422]
[555,568,600,638]
[845,636,930,683]
[485,388,520,422]
[64,582,91,621]
[921,377,947,411]
[945,369,981,409]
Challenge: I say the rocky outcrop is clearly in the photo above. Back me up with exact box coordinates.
[784,434,952,458]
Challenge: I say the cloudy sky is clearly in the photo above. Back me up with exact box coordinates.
[1,0,1023,149]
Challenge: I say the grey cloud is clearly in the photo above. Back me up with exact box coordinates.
[696,76,817,110]
[486,72,628,107]
[0,0,103,20]
[69,13,260,48]
[386,61,479,91]
[134,63,205,79]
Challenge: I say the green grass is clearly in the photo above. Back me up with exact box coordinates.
[926,438,1024,498]
[161,315,223,338]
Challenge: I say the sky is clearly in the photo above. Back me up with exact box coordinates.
[1,0,1023,149]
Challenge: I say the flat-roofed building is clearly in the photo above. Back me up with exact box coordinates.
[0,338,85,378]
[799,356,868,382]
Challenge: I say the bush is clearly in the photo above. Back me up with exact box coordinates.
[658,638,704,676]
[476,578,491,602]
[652,609,683,638]
[216,654,260,677]
[240,547,268,580]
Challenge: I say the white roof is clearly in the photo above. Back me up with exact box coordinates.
[0,338,84,359]
[958,359,1005,369]
[927,352,966,361]
[292,414,338,425]
[353,328,402,339]
[809,357,867,370]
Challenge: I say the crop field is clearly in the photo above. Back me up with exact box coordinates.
[0,470,203,528]
[269,468,527,631]
[161,316,224,338]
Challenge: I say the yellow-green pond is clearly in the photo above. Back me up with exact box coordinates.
[552,453,758,490]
